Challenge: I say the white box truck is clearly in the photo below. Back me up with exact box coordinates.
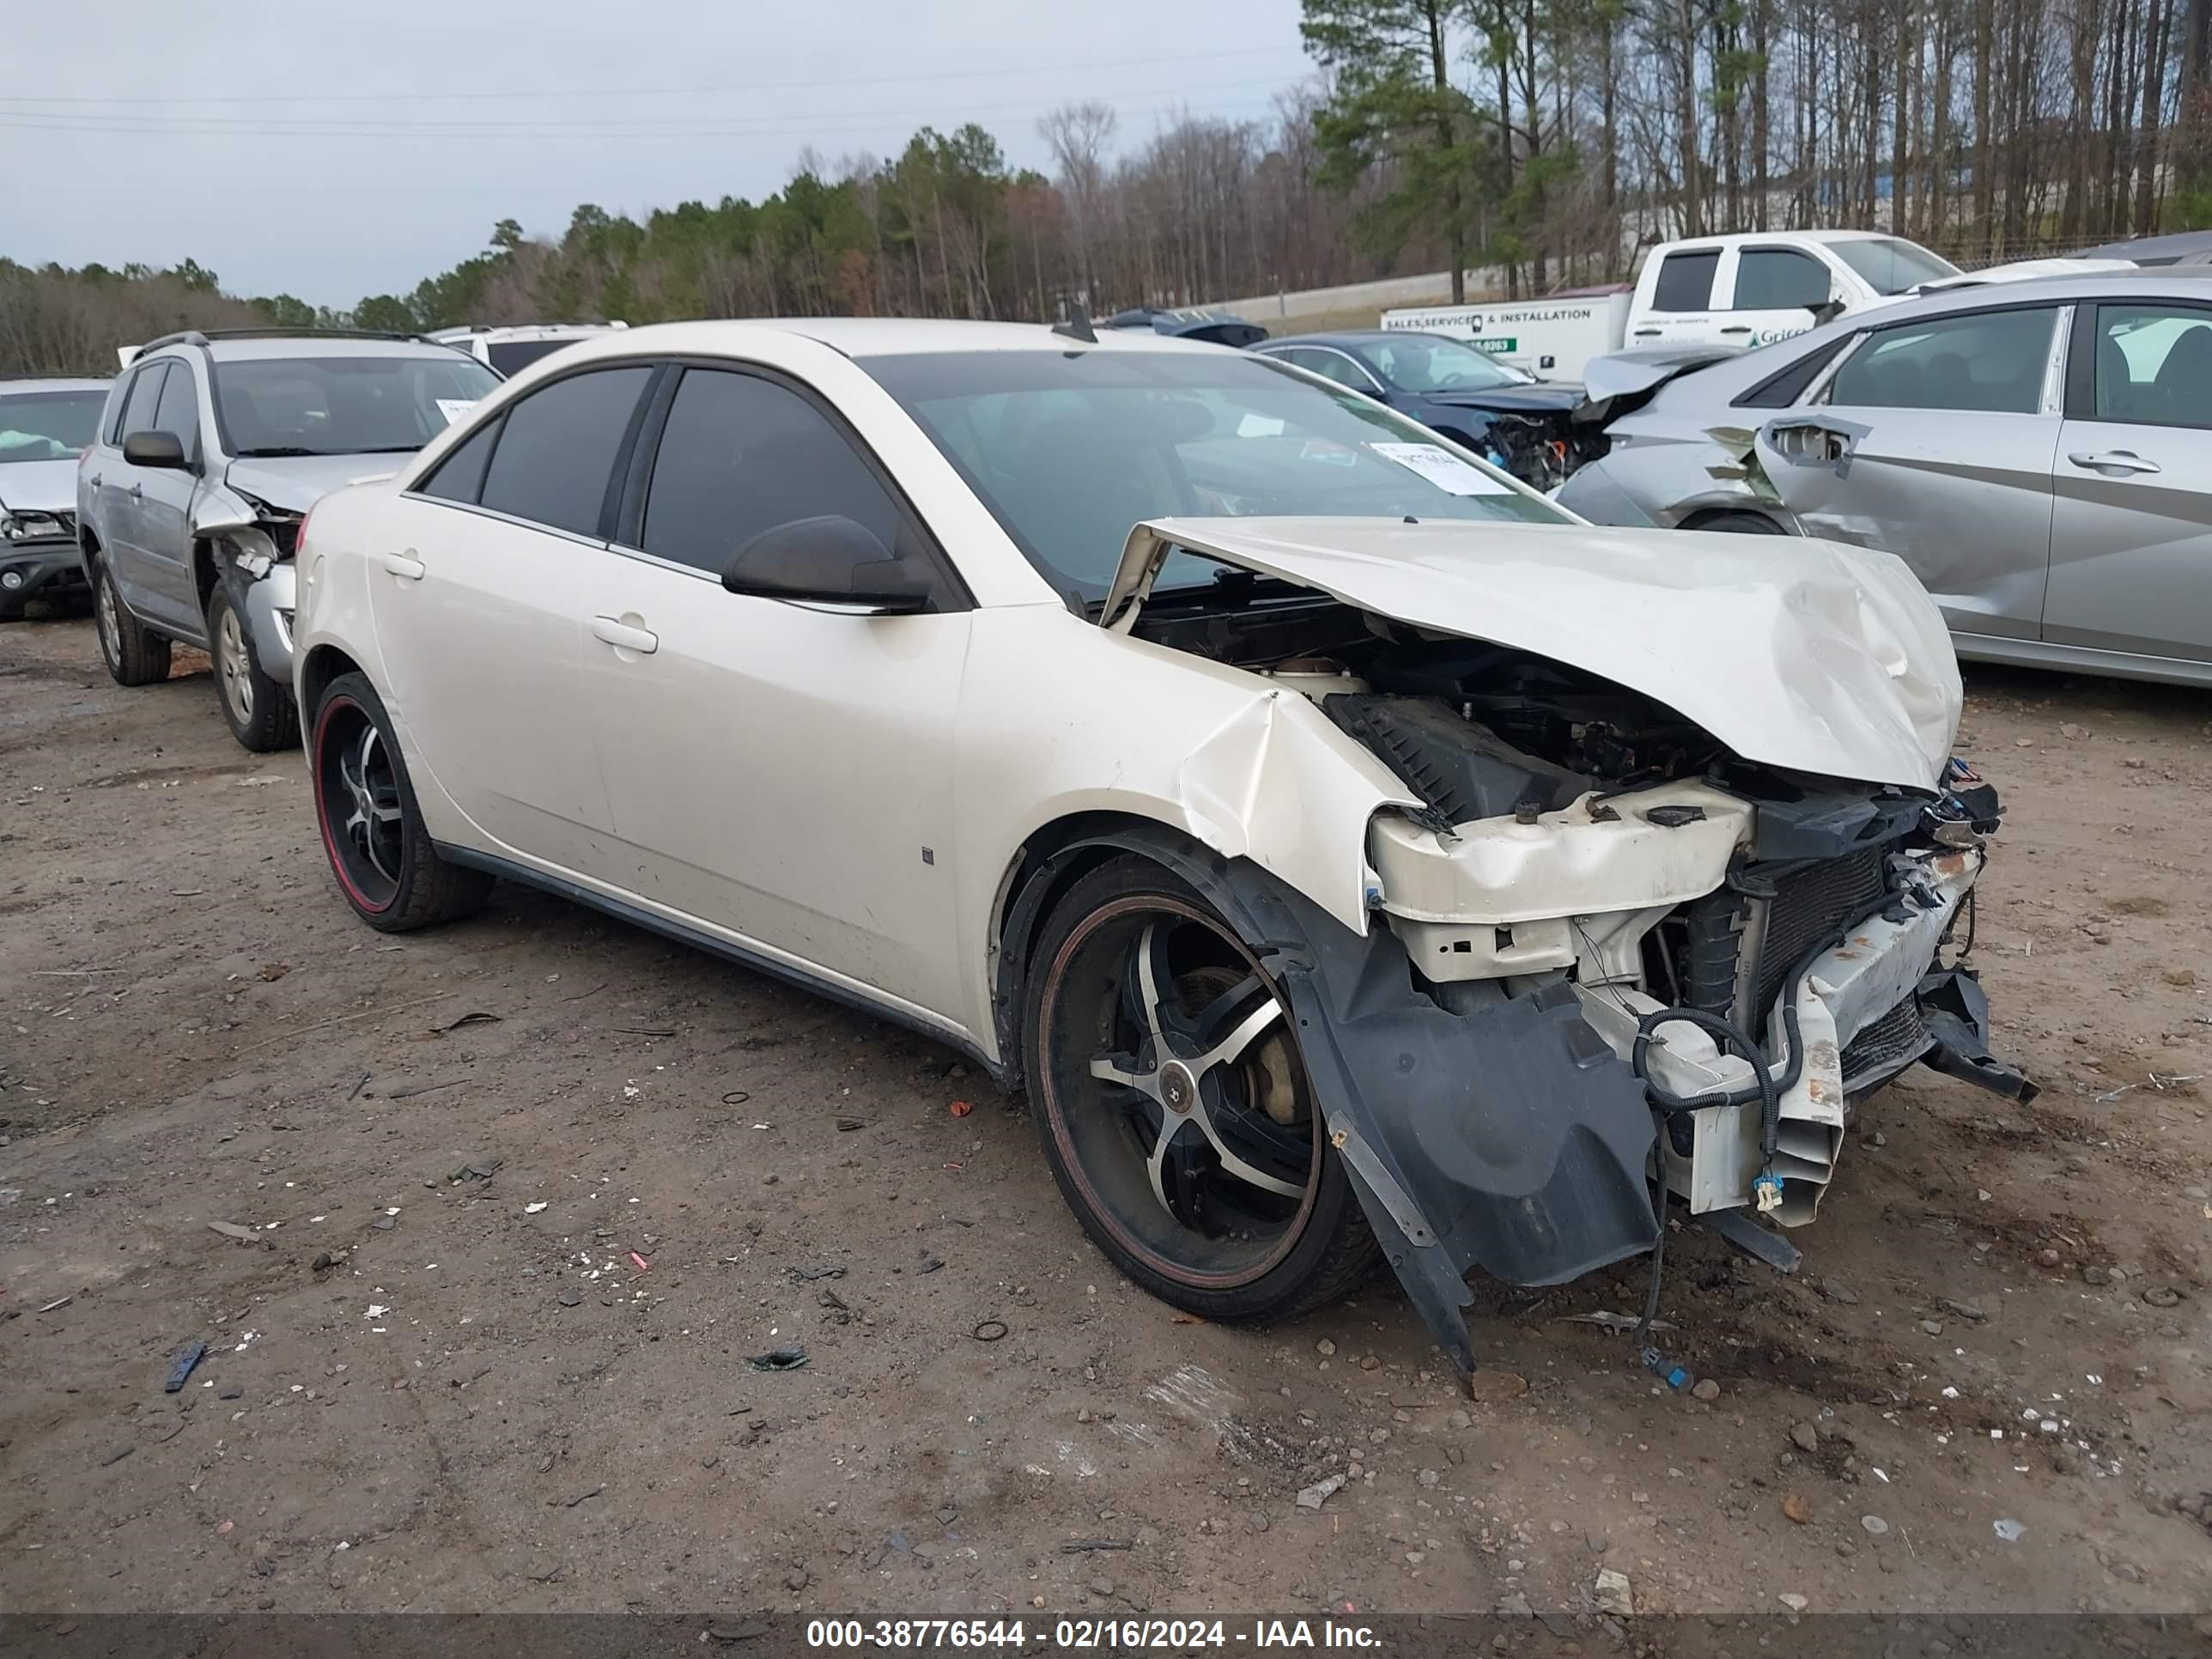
[1382,230,1963,381]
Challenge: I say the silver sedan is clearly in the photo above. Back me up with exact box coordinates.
[1558,271,2212,687]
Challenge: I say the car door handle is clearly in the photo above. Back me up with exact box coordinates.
[380,550,427,580]
[1718,325,1752,335]
[590,615,659,655]
[2067,450,2160,476]
[1632,328,1662,337]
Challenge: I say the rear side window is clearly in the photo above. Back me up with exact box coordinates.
[151,362,200,451]
[2090,304,2212,428]
[1650,250,1720,313]
[418,416,501,505]
[639,368,908,574]
[1733,336,1852,408]
[1827,307,2059,415]
[478,367,653,538]
[1731,248,1832,311]
[117,363,169,441]
[487,338,581,374]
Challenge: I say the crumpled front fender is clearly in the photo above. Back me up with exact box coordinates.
[1007,822,1660,1377]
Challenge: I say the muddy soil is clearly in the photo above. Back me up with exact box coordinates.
[2,616,2208,1618]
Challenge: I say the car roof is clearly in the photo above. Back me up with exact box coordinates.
[1259,331,1402,349]
[187,336,477,363]
[0,377,112,393]
[536,316,1244,362]
[1651,228,1908,251]
[428,323,623,342]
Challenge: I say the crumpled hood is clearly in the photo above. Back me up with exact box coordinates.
[1107,515,1961,791]
[0,458,80,517]
[223,453,402,513]
[1420,384,1584,416]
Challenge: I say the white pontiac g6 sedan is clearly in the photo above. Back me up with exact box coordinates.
[289,318,2034,1376]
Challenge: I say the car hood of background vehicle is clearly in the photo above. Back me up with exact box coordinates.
[0,458,79,516]
[1109,516,1960,792]
[223,453,403,513]
[1417,384,1585,415]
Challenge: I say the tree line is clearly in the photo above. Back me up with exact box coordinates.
[3,0,2202,378]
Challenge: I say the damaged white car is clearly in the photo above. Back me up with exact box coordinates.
[290,318,2033,1377]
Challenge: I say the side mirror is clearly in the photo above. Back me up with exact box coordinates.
[123,430,191,471]
[722,514,932,613]
[1809,298,1847,325]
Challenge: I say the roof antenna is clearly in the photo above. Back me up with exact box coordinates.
[1053,301,1097,345]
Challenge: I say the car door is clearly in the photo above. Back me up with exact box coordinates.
[369,364,653,878]
[100,362,174,622]
[1756,302,2065,641]
[133,356,209,635]
[2045,298,2212,665]
[1719,245,1836,351]
[577,362,974,1023]
[1630,247,1723,346]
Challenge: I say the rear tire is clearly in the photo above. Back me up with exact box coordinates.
[92,562,172,686]
[1021,855,1377,1323]
[206,580,299,752]
[1690,510,1784,535]
[310,671,492,933]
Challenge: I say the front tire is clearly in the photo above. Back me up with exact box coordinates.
[207,581,299,751]
[310,672,492,933]
[92,561,173,686]
[1690,510,1784,535]
[1022,855,1377,1322]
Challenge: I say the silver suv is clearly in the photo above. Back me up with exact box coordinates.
[79,330,500,750]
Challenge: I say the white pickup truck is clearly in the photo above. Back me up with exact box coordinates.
[1382,230,1961,380]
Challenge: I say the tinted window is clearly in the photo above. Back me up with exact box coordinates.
[1828,307,2058,415]
[418,415,502,505]
[1650,250,1720,312]
[2092,305,2212,428]
[641,368,908,574]
[860,349,1569,603]
[1734,336,1852,408]
[1732,248,1832,311]
[118,363,169,441]
[479,367,653,538]
[151,361,200,450]
[487,338,587,374]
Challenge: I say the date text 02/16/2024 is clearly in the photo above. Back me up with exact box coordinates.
[804,1620,1382,1650]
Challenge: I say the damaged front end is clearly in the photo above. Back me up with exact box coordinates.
[1097,517,2035,1376]
[192,486,303,679]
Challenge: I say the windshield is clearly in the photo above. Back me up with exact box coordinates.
[859,349,1570,601]
[1364,335,1530,392]
[1829,238,1961,295]
[0,389,106,463]
[213,354,501,458]
[487,337,588,374]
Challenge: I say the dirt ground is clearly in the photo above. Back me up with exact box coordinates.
[3,611,2209,1621]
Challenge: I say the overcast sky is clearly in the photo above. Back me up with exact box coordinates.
[5,0,1310,309]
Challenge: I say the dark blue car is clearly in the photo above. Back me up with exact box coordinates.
[1252,330,1599,489]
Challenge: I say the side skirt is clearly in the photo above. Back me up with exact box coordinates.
[434,842,1004,1084]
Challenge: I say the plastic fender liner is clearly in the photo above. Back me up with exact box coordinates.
[1005,823,1661,1377]
[1919,967,2040,1103]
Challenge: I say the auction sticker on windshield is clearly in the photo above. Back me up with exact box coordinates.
[1369,441,1513,496]
[435,399,476,424]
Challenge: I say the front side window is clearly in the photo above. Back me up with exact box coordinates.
[640,368,908,574]
[212,353,501,459]
[1826,307,2059,415]
[1365,336,1527,392]
[118,363,170,442]
[860,348,1570,603]
[1827,237,1960,295]
[1650,250,1720,312]
[2091,305,2212,428]
[1731,249,1832,311]
[417,416,501,505]
[0,387,108,463]
[478,365,653,538]
[151,362,201,452]
[1297,349,1377,392]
